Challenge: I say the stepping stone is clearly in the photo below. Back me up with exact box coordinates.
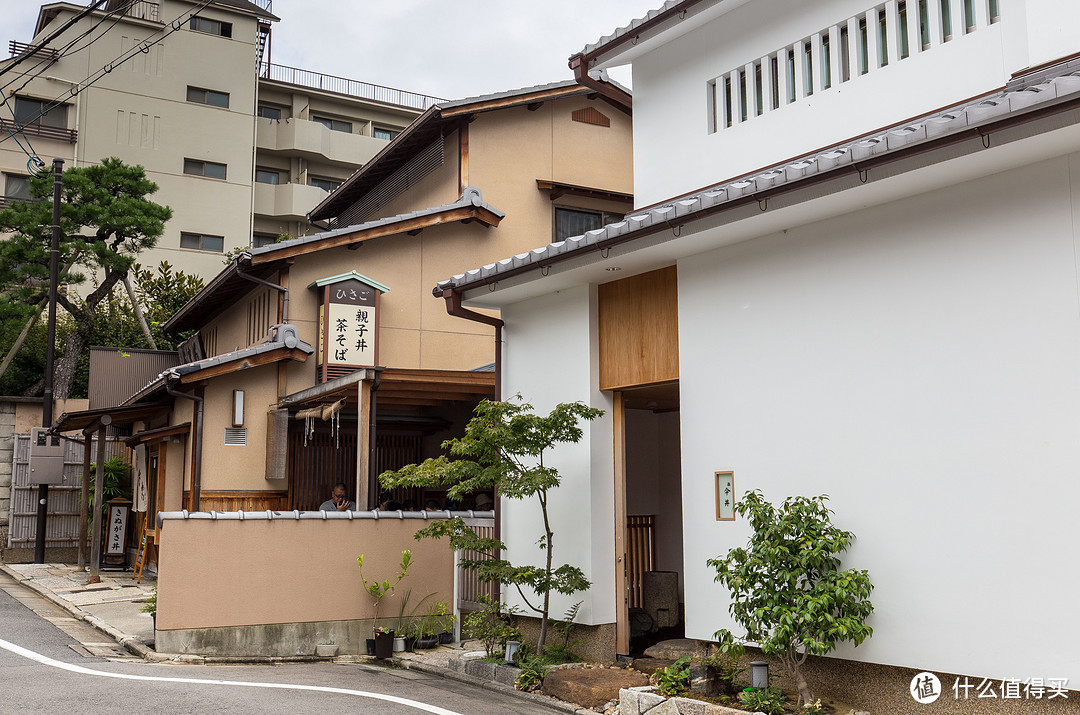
[542,667,650,708]
[632,657,676,675]
[643,638,707,660]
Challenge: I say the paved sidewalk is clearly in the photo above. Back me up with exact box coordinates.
[0,562,156,659]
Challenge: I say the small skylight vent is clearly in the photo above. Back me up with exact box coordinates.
[224,427,247,446]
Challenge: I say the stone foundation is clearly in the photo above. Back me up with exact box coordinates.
[500,612,617,663]
[156,619,373,658]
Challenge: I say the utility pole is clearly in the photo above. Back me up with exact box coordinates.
[35,158,63,564]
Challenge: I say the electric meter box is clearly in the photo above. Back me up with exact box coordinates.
[28,427,65,485]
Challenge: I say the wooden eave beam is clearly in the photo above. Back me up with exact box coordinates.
[536,180,634,204]
[250,206,502,264]
[178,348,309,383]
[377,389,490,402]
[439,87,588,118]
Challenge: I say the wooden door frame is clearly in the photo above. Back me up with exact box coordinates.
[613,391,629,656]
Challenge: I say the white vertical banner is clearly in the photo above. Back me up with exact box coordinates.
[133,444,147,512]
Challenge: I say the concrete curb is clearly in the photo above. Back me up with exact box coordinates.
[396,656,595,714]
[0,563,158,661]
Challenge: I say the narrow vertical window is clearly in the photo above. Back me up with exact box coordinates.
[770,55,780,109]
[840,26,851,83]
[822,33,832,89]
[803,41,813,96]
[754,62,763,116]
[724,76,733,128]
[919,0,930,48]
[786,51,796,102]
[964,0,975,31]
[989,0,999,22]
[879,9,889,66]
[708,80,718,133]
[899,1,909,59]
[941,0,953,39]
[859,18,869,74]
[738,70,748,121]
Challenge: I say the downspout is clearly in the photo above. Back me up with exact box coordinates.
[167,379,204,512]
[441,289,504,603]
[441,289,503,402]
[569,59,632,111]
[236,260,289,323]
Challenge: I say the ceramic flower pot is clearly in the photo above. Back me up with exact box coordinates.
[374,630,395,659]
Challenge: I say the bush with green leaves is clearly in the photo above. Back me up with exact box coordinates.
[698,640,745,686]
[514,655,548,691]
[739,686,787,715]
[88,457,132,522]
[708,490,874,706]
[463,595,522,658]
[542,600,582,662]
[655,656,692,696]
[380,396,602,648]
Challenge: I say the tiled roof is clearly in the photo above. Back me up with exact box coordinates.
[124,324,312,405]
[436,61,1080,296]
[255,187,503,258]
[579,1,690,58]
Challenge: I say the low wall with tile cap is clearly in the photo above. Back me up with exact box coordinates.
[155,510,476,656]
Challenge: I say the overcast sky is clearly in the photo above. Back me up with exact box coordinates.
[3,1,661,100]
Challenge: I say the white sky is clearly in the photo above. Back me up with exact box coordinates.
[3,1,662,100]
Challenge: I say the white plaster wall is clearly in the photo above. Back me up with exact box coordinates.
[628,0,1053,206]
[501,286,615,627]
[677,151,1080,682]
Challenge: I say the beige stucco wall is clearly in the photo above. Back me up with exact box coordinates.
[156,516,454,631]
[198,364,280,492]
[15,399,89,433]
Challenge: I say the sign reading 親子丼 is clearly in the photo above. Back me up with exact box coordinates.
[315,274,386,381]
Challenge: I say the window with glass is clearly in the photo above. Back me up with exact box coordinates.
[14,97,67,128]
[313,116,351,133]
[255,168,282,185]
[4,174,31,201]
[373,127,399,141]
[253,232,279,248]
[554,207,623,242]
[180,232,225,252]
[189,16,232,37]
[309,176,342,192]
[187,86,229,108]
[183,159,227,179]
[257,105,282,120]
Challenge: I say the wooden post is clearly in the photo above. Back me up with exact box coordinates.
[77,432,91,569]
[613,391,629,656]
[357,376,372,509]
[88,416,110,584]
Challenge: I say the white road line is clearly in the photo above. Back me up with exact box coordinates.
[0,637,461,715]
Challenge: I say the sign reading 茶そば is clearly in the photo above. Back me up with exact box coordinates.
[310,272,389,383]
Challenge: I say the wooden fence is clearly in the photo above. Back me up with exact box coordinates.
[626,515,656,609]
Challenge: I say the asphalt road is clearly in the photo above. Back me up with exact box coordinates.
[0,571,561,714]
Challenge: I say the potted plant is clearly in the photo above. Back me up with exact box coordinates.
[358,550,413,658]
[432,601,456,643]
[141,584,157,629]
[373,626,395,659]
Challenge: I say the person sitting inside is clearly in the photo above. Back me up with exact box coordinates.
[474,493,494,511]
[401,499,419,512]
[423,498,441,512]
[318,483,352,512]
[378,492,402,511]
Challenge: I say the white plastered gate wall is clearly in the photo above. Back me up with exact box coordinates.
[500,285,616,628]
[677,149,1080,683]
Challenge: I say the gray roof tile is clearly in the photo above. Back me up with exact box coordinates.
[437,63,1080,296]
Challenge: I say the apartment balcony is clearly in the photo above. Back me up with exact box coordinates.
[253,181,328,221]
[256,116,390,165]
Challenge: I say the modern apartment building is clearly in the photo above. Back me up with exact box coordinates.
[0,0,439,281]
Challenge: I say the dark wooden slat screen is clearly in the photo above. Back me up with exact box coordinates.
[626,515,656,609]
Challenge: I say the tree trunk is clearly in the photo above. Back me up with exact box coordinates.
[0,299,46,382]
[53,329,85,400]
[789,657,814,706]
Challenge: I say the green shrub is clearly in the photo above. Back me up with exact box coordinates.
[514,655,548,691]
[655,656,692,696]
[740,686,787,715]
[463,595,521,657]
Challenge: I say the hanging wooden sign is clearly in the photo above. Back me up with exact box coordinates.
[311,272,389,383]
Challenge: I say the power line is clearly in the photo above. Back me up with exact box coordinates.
[0,0,217,163]
[0,0,111,80]
[0,0,141,99]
